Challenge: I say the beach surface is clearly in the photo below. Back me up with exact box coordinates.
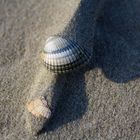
[0,0,140,140]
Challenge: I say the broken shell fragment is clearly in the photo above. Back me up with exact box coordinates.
[26,96,51,119]
[41,36,92,73]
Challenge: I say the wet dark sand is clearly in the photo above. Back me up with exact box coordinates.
[0,0,140,139]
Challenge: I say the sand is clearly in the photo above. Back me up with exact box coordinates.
[0,0,140,140]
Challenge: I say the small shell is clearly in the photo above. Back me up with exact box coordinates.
[41,36,92,73]
[26,96,51,119]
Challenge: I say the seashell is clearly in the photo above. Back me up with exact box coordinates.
[41,36,92,73]
[26,96,51,119]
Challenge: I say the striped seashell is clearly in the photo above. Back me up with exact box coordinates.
[27,96,51,119]
[41,36,92,73]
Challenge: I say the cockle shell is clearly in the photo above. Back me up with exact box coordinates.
[26,96,51,119]
[41,36,92,73]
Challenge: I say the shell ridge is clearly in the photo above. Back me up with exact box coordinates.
[45,52,84,72]
[42,36,92,73]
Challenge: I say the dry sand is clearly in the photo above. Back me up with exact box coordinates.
[0,0,140,140]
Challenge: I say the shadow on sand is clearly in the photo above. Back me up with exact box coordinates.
[39,0,140,134]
